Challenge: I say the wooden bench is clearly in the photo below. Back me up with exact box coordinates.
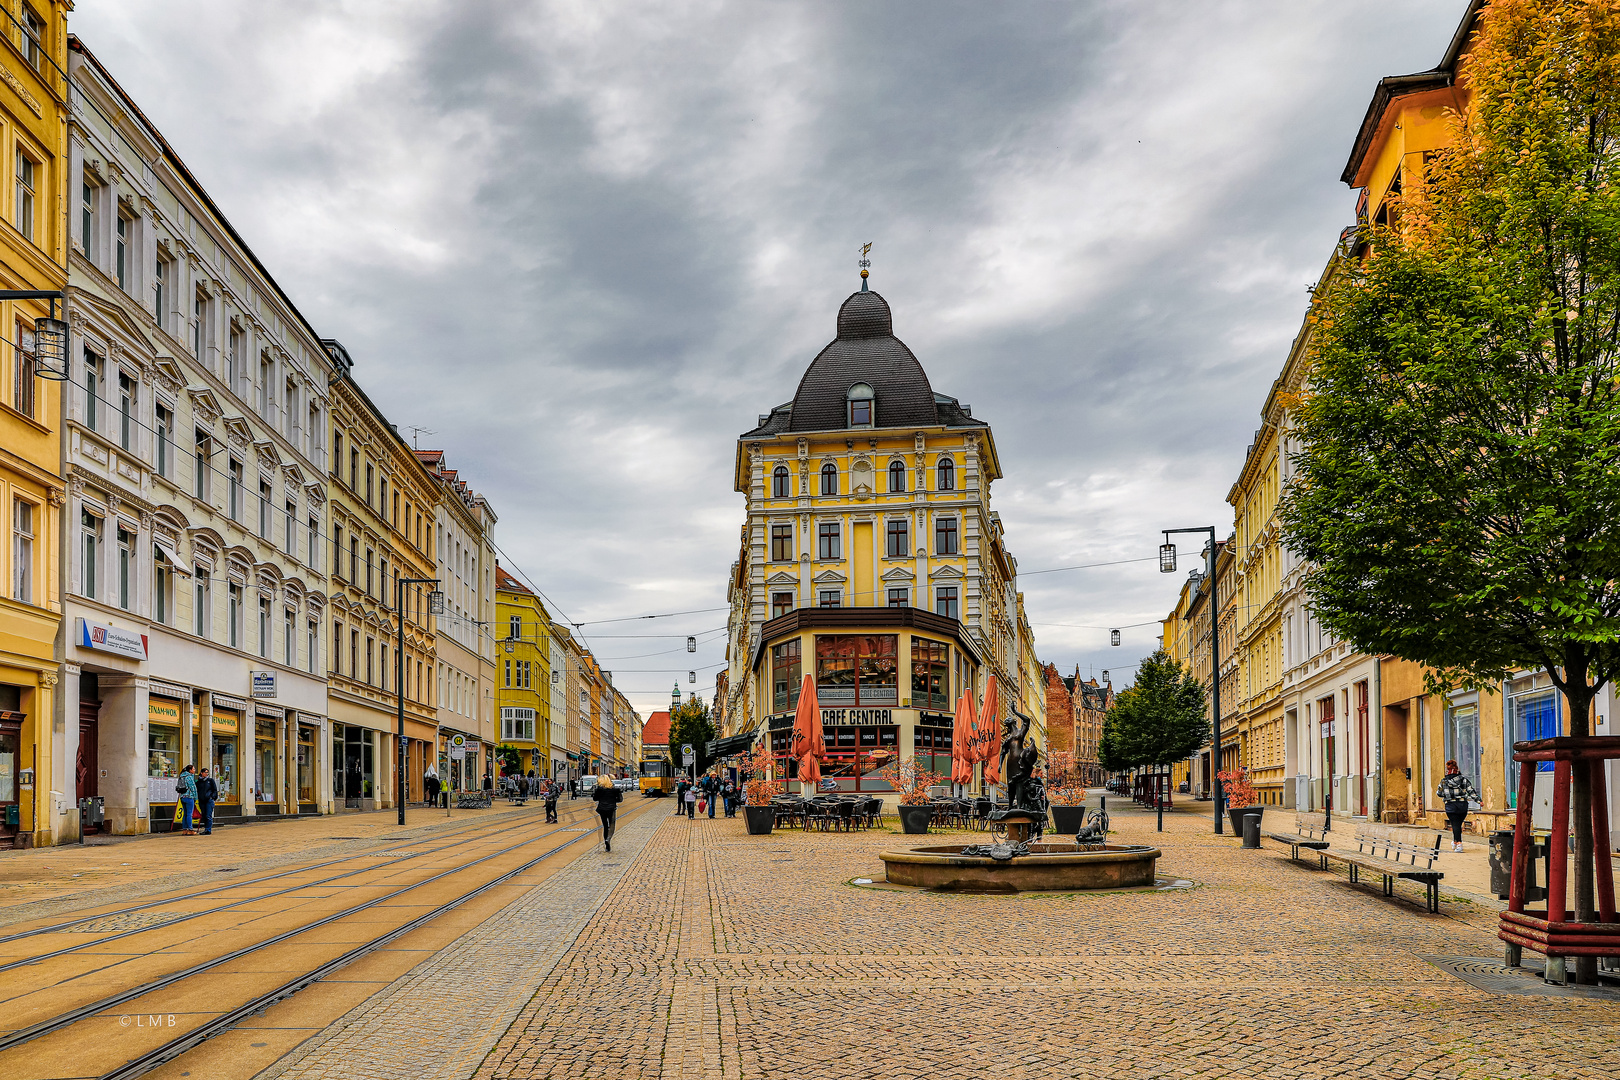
[1265,811,1334,863]
[1324,823,1446,913]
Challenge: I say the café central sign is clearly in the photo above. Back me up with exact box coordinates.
[820,709,894,726]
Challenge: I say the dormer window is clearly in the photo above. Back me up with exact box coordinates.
[847,382,874,427]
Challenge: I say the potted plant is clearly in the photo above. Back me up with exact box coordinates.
[876,760,944,833]
[1043,750,1090,833]
[742,748,781,835]
[1218,767,1263,835]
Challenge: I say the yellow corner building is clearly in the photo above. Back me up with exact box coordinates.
[0,2,69,848]
[495,563,551,781]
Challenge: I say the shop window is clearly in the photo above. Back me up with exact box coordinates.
[815,634,897,706]
[911,637,950,710]
[255,720,277,803]
[914,726,954,777]
[297,725,316,803]
[772,639,801,712]
[1509,684,1561,776]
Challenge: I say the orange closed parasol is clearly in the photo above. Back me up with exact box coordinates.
[789,674,824,788]
[950,689,975,785]
[978,675,1002,785]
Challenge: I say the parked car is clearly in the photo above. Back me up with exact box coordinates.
[614,777,637,791]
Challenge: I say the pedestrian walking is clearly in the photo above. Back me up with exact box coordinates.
[1437,760,1481,853]
[704,774,718,818]
[592,775,624,851]
[175,764,198,836]
[684,783,698,820]
[424,767,441,807]
[722,780,736,818]
[569,777,577,799]
[544,780,560,823]
[198,768,219,834]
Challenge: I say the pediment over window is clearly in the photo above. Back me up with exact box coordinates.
[812,568,848,585]
[765,571,800,586]
[254,439,282,471]
[222,414,253,448]
[151,357,184,395]
[929,563,964,580]
[187,385,223,425]
[881,566,916,583]
[282,463,306,488]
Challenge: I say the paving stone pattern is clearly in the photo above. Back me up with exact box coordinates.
[466,803,1617,1080]
[262,808,661,1080]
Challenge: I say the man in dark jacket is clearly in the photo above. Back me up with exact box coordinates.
[198,768,219,834]
[544,779,560,823]
[592,779,624,851]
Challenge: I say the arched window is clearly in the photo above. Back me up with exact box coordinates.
[888,460,905,493]
[821,462,838,496]
[847,382,874,427]
[937,456,955,491]
[772,465,790,499]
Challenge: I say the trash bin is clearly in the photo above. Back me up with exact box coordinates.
[1242,813,1261,849]
[1488,827,1546,901]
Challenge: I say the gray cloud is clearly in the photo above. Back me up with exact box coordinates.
[72,0,1466,713]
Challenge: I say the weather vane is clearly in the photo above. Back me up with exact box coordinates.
[859,242,872,291]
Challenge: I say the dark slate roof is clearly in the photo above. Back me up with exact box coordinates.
[739,288,990,439]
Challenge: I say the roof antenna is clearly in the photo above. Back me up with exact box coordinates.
[407,425,435,449]
[858,242,872,292]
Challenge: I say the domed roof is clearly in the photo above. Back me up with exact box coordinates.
[784,290,940,432]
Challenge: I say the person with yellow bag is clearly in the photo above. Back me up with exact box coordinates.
[174,764,199,836]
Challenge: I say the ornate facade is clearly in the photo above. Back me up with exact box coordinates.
[724,281,1034,802]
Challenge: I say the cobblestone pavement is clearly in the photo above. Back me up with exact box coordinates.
[258,803,666,1080]
[455,801,1617,1080]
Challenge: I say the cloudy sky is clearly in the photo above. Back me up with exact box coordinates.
[72,0,1465,716]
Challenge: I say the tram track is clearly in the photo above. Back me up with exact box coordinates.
[0,803,545,945]
[0,802,602,977]
[0,797,644,1080]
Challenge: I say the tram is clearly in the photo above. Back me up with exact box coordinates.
[639,756,675,796]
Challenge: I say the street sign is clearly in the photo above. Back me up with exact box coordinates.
[450,747,465,760]
[449,733,466,749]
[681,742,695,766]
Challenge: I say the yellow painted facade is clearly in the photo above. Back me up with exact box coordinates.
[495,563,551,779]
[324,349,437,809]
[726,284,1032,803]
[0,2,69,847]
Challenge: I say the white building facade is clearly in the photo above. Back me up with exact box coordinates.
[60,43,335,836]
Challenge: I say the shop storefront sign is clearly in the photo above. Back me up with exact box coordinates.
[820,709,895,726]
[250,670,277,698]
[148,698,181,726]
[79,618,148,661]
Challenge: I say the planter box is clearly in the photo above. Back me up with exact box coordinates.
[1049,804,1089,834]
[744,805,775,835]
[898,804,933,834]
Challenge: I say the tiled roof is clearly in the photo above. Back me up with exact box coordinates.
[495,564,532,595]
[642,711,671,746]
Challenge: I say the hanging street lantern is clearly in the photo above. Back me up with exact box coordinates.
[688,670,696,684]
[686,636,696,653]
[429,590,446,614]
[32,316,68,381]
[1159,541,1177,573]
[1110,629,1121,647]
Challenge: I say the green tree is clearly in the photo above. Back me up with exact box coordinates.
[1279,0,1620,980]
[1101,650,1211,771]
[666,696,716,778]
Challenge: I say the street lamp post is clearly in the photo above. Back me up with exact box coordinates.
[396,576,442,826]
[1160,526,1225,835]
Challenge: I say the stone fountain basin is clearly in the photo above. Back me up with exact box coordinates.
[879,843,1161,893]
